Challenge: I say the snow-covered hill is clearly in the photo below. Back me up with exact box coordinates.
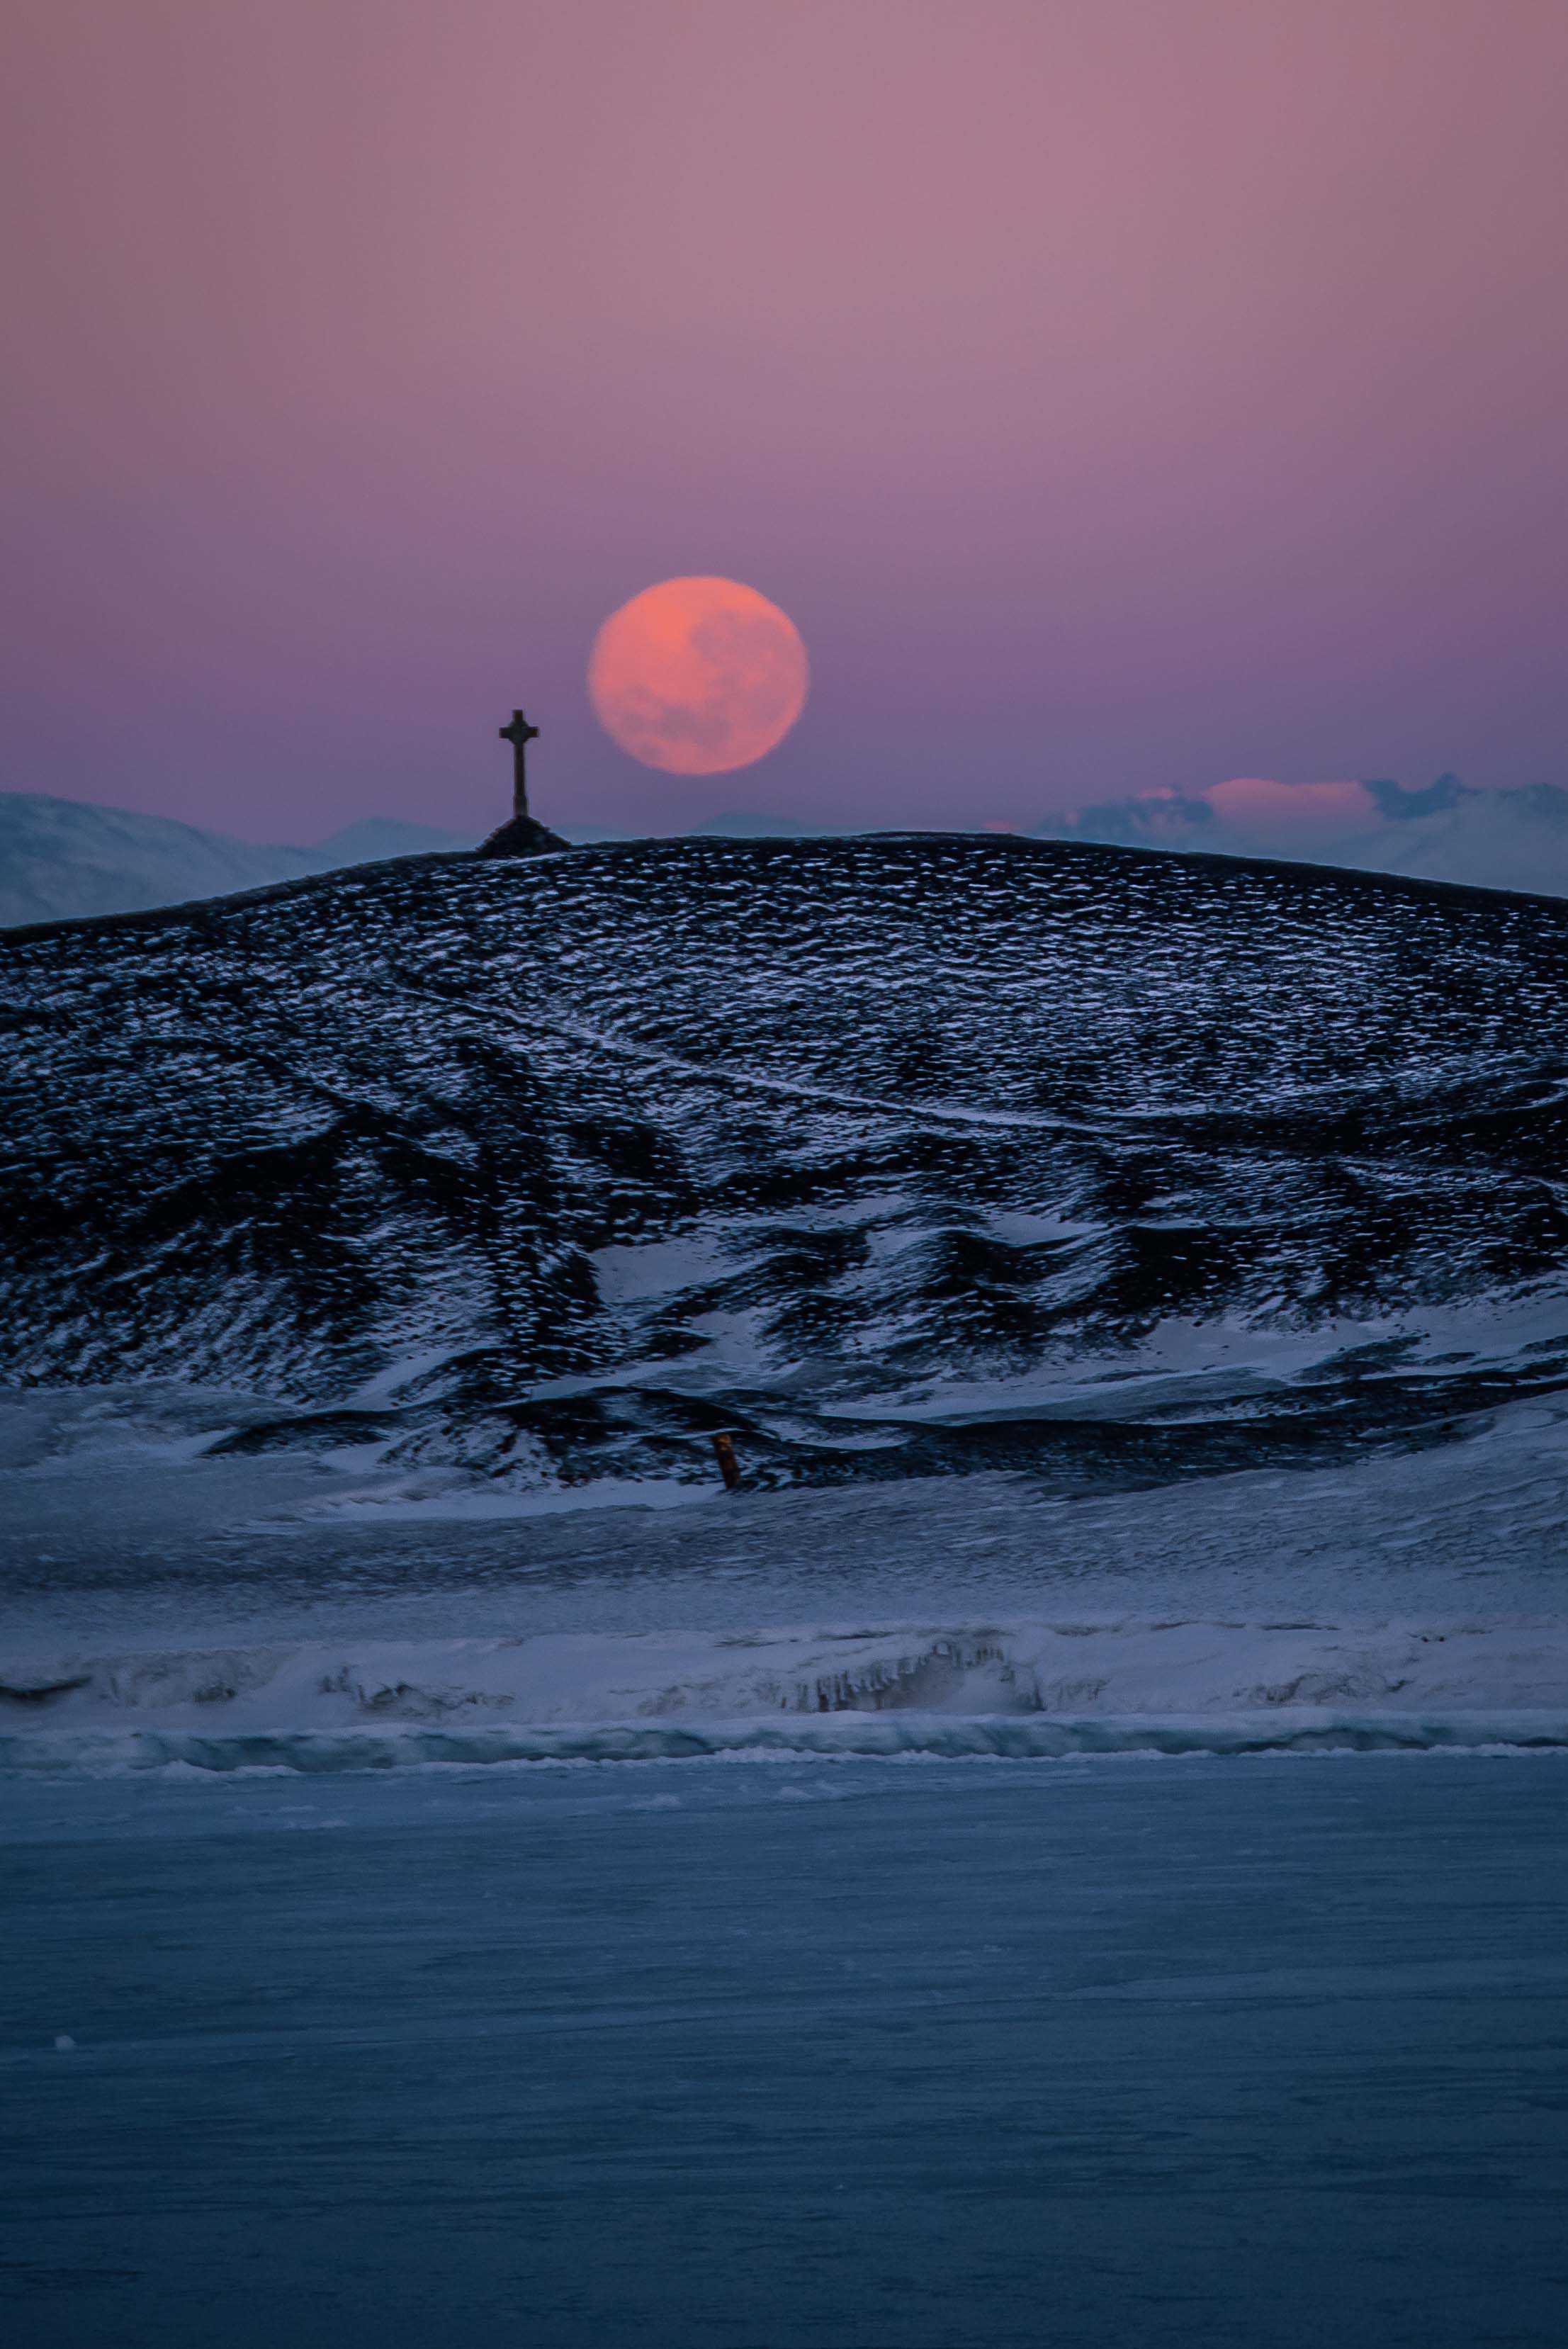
[4,834,1567,1495]
[0,792,474,928]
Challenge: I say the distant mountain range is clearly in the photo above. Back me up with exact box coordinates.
[7,775,1568,929]
[0,792,861,928]
[1032,774,1568,897]
[0,794,478,929]
[687,810,842,838]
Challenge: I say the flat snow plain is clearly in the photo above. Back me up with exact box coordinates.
[4,1387,1568,2345]
[5,1756,1568,2349]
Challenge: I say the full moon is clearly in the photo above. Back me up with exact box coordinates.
[587,576,808,774]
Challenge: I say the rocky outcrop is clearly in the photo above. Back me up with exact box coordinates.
[475,813,568,857]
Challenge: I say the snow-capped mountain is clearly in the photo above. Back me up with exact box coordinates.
[17,773,1563,937]
[1034,774,1568,896]
[0,792,475,929]
[4,835,1567,1496]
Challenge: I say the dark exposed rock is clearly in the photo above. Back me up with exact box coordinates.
[475,813,568,858]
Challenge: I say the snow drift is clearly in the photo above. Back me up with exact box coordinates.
[7,1616,1568,1771]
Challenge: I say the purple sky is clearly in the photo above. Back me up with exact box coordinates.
[4,1,1566,843]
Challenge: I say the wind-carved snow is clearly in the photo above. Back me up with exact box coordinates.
[4,835,1568,1494]
[6,1616,1568,1772]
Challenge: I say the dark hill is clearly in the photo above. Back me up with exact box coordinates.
[4,835,1568,1492]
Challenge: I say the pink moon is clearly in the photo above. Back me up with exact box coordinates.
[587,576,808,775]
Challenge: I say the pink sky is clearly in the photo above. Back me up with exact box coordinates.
[3,1,1566,841]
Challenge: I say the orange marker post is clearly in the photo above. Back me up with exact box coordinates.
[711,1433,743,1492]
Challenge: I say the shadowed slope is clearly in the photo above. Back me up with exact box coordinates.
[4,835,1568,1492]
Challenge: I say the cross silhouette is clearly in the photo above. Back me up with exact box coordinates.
[499,708,540,817]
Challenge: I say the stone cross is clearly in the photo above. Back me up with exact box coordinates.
[498,708,540,818]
